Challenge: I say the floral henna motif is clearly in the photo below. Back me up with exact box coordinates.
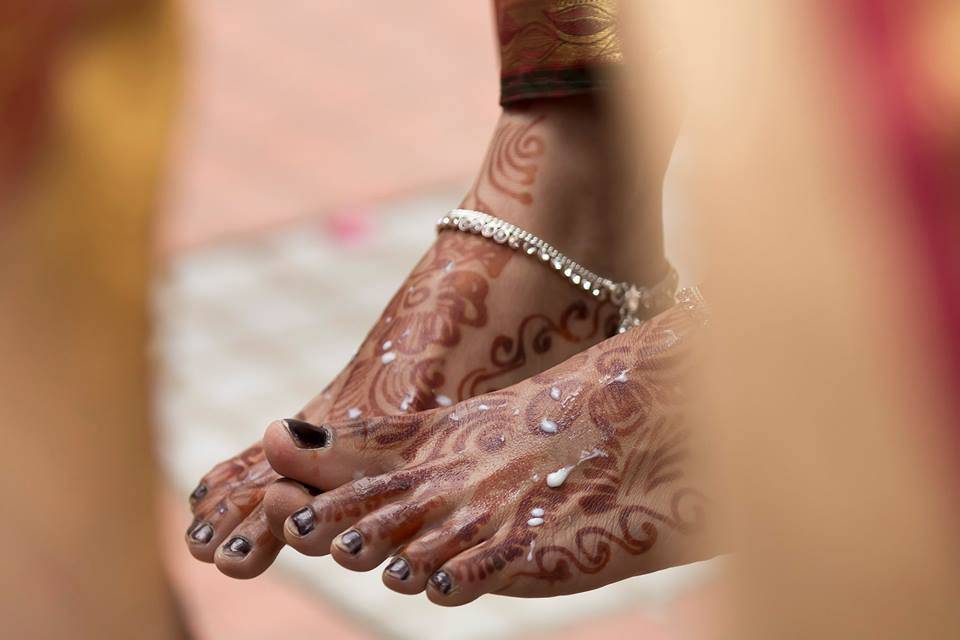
[373,234,513,355]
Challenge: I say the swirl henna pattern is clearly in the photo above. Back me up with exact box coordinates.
[462,115,545,213]
[457,298,618,399]
[264,302,710,605]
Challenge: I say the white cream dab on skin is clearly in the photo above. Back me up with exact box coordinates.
[539,419,559,434]
[546,449,607,488]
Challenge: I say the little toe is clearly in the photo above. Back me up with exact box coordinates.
[188,481,209,512]
[185,498,249,563]
[213,505,284,579]
[331,495,451,572]
[263,418,387,489]
[382,512,499,595]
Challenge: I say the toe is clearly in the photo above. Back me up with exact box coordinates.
[382,511,499,595]
[424,532,520,607]
[185,498,249,563]
[331,495,451,572]
[188,481,209,512]
[278,466,437,556]
[262,414,427,491]
[213,505,284,579]
[263,478,319,539]
[263,418,384,489]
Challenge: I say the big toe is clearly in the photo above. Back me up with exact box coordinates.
[262,417,393,490]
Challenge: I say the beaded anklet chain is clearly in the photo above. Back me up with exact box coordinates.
[437,209,681,333]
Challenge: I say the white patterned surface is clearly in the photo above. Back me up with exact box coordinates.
[154,184,712,640]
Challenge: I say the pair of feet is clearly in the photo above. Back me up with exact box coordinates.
[186,99,709,606]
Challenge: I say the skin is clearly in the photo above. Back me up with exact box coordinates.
[261,301,710,606]
[186,98,671,578]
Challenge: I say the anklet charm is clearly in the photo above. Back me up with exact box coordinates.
[676,286,710,327]
[438,209,679,332]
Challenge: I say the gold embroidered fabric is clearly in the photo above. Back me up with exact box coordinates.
[496,0,622,104]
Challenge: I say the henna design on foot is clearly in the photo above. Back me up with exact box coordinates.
[263,303,711,605]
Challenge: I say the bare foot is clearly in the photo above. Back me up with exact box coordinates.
[185,96,671,578]
[262,302,709,605]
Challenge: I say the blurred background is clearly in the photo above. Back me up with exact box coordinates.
[157,1,710,638]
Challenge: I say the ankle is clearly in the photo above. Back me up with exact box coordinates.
[461,97,667,287]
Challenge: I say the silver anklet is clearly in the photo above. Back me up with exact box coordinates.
[437,209,679,333]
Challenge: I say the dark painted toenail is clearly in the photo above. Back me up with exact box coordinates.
[338,530,363,554]
[290,507,316,536]
[430,570,453,594]
[385,557,410,580]
[283,419,332,449]
[222,536,252,557]
[188,521,214,544]
[189,483,208,504]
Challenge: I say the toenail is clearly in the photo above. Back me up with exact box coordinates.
[188,521,214,544]
[338,530,363,555]
[223,536,252,557]
[430,569,453,594]
[283,419,332,449]
[385,557,410,580]
[290,507,316,536]
[189,483,208,504]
